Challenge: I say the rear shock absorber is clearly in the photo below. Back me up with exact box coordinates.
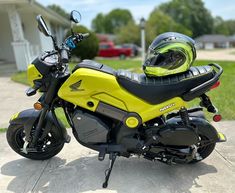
[179,107,190,126]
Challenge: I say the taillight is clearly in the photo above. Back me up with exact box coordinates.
[213,114,222,122]
[210,81,220,90]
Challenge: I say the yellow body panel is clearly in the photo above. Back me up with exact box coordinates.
[27,64,42,87]
[58,68,186,123]
[125,117,139,128]
[218,132,226,141]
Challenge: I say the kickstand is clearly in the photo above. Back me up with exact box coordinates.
[102,153,117,188]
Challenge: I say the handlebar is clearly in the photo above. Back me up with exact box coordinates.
[82,33,90,39]
[73,33,90,42]
[60,33,90,64]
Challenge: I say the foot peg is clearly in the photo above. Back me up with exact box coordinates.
[98,148,106,161]
[65,135,71,143]
[102,153,117,188]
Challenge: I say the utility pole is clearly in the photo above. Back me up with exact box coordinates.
[140,17,146,64]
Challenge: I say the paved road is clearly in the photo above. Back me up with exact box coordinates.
[0,121,235,193]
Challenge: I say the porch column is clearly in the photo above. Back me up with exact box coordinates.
[7,5,30,71]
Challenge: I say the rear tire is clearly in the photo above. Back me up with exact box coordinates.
[7,124,64,160]
[190,135,216,163]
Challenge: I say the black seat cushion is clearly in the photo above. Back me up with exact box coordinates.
[117,66,215,104]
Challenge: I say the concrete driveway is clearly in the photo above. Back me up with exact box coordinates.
[0,122,235,193]
[0,63,39,128]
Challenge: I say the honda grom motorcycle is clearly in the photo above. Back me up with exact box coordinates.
[7,11,226,188]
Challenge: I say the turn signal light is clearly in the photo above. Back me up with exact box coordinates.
[34,102,43,110]
[213,114,222,122]
[210,81,220,90]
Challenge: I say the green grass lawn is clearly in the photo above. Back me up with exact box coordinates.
[11,59,235,123]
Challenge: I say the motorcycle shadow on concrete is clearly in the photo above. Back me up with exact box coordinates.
[1,155,217,193]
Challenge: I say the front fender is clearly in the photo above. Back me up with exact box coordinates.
[9,109,68,142]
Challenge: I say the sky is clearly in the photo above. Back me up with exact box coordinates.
[39,0,235,28]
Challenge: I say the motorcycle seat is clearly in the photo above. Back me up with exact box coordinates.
[116,66,216,104]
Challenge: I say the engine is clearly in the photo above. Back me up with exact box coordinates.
[145,121,199,146]
[140,120,200,163]
[72,109,109,144]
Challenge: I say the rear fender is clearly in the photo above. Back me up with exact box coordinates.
[191,117,220,142]
[167,114,221,143]
[9,108,67,142]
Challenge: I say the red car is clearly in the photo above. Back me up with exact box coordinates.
[98,42,132,59]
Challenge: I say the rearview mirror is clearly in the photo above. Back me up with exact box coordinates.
[36,15,51,37]
[70,10,81,23]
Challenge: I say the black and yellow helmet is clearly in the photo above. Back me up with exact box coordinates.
[143,32,196,77]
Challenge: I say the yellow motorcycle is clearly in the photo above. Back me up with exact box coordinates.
[7,10,226,188]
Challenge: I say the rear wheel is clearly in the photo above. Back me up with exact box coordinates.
[190,135,216,163]
[7,124,64,160]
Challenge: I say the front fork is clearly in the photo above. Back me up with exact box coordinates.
[31,76,59,146]
[23,74,67,153]
[31,108,48,145]
[20,104,48,153]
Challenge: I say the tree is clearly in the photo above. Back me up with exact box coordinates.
[92,9,133,34]
[146,10,192,46]
[67,25,99,60]
[47,4,70,19]
[159,0,214,37]
[213,17,235,35]
[116,21,140,45]
[213,16,230,35]
[92,13,106,33]
[225,20,235,35]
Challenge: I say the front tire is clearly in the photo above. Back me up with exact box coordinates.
[7,124,64,160]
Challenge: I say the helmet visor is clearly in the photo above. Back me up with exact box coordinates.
[145,48,186,70]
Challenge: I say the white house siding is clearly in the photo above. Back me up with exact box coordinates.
[38,18,54,52]
[204,43,214,50]
[58,26,66,44]
[0,11,15,63]
[0,1,69,70]
[50,23,66,45]
[20,11,41,61]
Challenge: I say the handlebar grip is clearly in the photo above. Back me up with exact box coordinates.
[82,33,90,38]
[61,49,69,63]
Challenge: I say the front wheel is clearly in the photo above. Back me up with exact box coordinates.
[7,124,64,160]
